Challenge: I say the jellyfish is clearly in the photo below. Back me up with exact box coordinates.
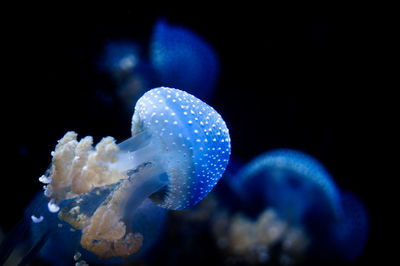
[1,87,231,264]
[97,20,220,112]
[214,149,368,264]
[231,149,343,224]
[150,19,220,100]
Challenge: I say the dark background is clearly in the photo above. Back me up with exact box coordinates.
[1,4,387,265]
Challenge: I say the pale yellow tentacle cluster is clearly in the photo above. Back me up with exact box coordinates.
[42,131,124,203]
[80,205,143,258]
[212,208,310,264]
[41,132,146,258]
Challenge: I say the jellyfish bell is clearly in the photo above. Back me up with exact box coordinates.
[231,149,343,224]
[130,87,231,209]
[150,20,220,101]
[39,87,231,260]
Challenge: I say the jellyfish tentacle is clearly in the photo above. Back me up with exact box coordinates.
[117,129,152,152]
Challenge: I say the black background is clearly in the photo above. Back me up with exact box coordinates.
[1,4,388,265]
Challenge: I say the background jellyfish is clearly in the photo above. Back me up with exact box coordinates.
[1,87,231,265]
[207,149,369,264]
[230,149,343,223]
[97,19,221,113]
[150,19,220,101]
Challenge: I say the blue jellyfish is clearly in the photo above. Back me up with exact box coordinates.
[98,20,220,112]
[224,149,368,263]
[1,87,231,264]
[231,149,343,223]
[150,20,220,100]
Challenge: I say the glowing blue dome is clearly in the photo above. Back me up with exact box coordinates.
[132,87,231,209]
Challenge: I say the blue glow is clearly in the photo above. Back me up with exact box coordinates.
[132,87,231,209]
[231,149,342,224]
[99,41,141,78]
[225,149,369,262]
[116,62,157,111]
[150,20,220,100]
[330,190,369,261]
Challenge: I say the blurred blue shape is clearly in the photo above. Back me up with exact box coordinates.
[150,20,220,100]
[99,41,141,80]
[231,149,342,224]
[329,190,369,261]
[116,62,157,110]
[227,148,369,262]
[98,41,158,110]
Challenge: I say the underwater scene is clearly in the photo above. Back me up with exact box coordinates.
[1,6,381,266]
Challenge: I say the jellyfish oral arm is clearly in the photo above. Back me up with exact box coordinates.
[118,160,169,220]
[78,162,168,259]
[42,129,168,204]
[112,130,161,174]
